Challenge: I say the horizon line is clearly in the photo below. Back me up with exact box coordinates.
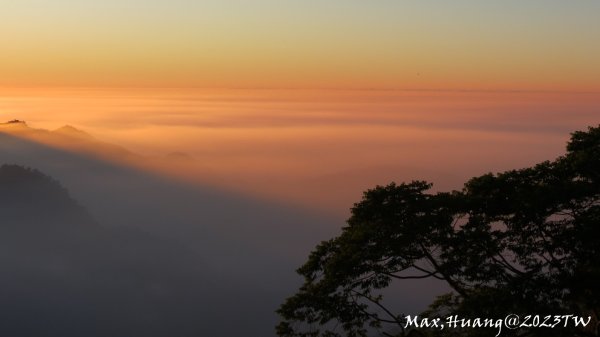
[1,85,598,95]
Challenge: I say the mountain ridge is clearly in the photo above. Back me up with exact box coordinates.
[0,129,339,337]
[0,120,134,159]
[0,163,222,337]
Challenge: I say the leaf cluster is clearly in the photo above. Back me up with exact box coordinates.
[277,126,600,337]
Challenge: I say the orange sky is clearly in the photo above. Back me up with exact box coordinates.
[1,1,599,91]
[1,87,598,216]
[1,1,599,215]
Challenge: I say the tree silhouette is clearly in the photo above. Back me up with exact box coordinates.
[277,126,600,337]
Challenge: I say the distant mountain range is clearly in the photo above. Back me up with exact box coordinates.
[0,119,134,159]
[0,164,223,336]
[0,122,341,337]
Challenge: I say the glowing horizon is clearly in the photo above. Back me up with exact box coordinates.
[2,2,599,334]
[1,87,598,216]
[2,0,600,215]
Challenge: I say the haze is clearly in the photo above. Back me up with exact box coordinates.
[1,88,598,216]
[2,1,599,91]
[1,1,599,336]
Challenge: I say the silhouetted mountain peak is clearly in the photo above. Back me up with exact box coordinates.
[0,121,134,159]
[166,151,194,161]
[0,119,31,131]
[0,164,67,195]
[4,119,27,125]
[0,164,94,226]
[53,125,95,140]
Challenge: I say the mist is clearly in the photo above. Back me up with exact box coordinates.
[0,129,347,336]
[3,88,599,216]
[0,88,599,336]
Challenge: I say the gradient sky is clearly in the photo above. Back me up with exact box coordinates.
[1,3,598,333]
[2,0,600,90]
[2,87,599,216]
[1,1,599,215]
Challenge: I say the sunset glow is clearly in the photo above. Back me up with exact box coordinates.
[1,87,598,215]
[1,1,600,336]
[1,1,599,91]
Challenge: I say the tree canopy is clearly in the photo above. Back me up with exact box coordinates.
[277,126,600,337]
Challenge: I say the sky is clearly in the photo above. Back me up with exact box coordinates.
[1,0,600,91]
[0,2,599,334]
[0,0,599,213]
[1,87,598,216]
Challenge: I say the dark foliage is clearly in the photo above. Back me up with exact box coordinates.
[277,126,600,337]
